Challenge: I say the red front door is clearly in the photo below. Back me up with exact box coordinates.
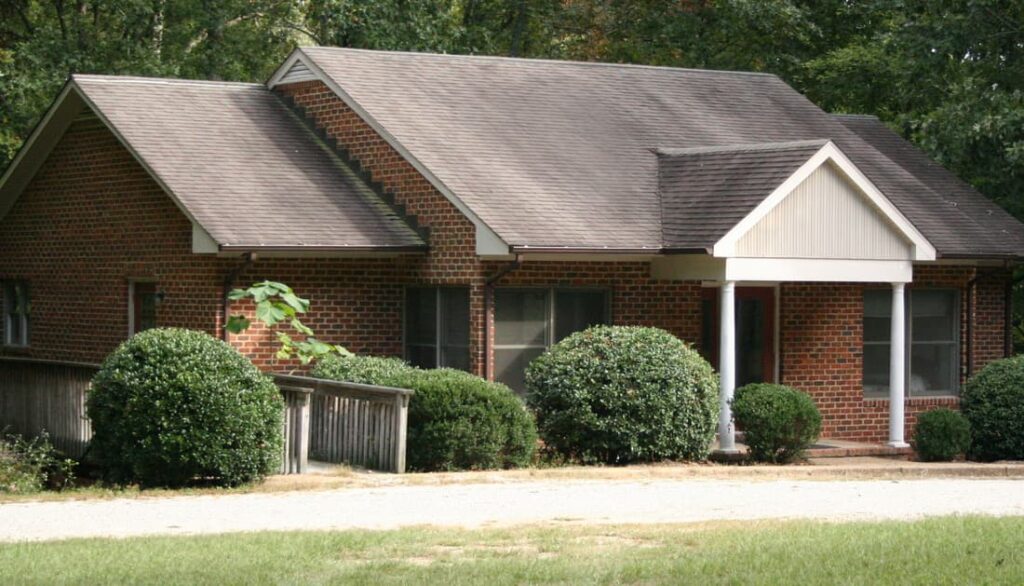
[701,287,776,385]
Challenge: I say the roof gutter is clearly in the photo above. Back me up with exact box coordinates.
[218,244,428,255]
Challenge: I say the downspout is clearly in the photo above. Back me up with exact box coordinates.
[483,255,522,380]
[1007,262,1021,358]
[222,252,256,341]
[966,272,976,377]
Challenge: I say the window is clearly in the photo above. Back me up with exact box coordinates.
[494,288,610,393]
[2,281,30,347]
[404,287,470,371]
[863,289,960,397]
[129,282,160,335]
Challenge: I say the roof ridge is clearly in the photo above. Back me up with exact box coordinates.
[831,113,881,121]
[300,46,781,79]
[71,73,262,89]
[655,140,828,157]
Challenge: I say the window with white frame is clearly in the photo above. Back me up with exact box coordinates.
[3,280,30,347]
[494,288,610,393]
[404,287,470,371]
[863,289,960,397]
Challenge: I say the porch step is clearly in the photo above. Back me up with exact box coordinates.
[806,442,912,459]
[710,438,914,462]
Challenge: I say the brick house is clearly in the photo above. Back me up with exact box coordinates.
[1,47,1022,449]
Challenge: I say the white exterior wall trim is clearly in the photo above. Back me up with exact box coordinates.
[267,49,511,256]
[724,257,913,283]
[713,141,936,262]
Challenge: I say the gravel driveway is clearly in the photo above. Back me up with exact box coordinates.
[2,478,1023,542]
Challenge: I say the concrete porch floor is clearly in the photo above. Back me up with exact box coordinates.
[712,437,913,462]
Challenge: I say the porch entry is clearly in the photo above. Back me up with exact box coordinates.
[701,286,776,386]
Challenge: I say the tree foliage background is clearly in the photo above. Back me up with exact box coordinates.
[1,0,1023,335]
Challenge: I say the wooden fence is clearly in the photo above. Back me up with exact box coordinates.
[0,358,413,475]
[273,373,412,474]
[0,357,97,458]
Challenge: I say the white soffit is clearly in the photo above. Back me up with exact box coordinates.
[713,141,936,262]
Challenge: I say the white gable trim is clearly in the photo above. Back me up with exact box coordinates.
[267,49,510,256]
[712,141,936,261]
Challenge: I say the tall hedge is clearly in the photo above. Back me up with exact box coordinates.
[961,355,1024,461]
[525,326,719,464]
[87,328,283,487]
[313,355,537,471]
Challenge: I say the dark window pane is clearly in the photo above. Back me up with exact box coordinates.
[701,298,715,360]
[495,347,547,395]
[495,290,548,346]
[406,345,437,369]
[405,288,437,345]
[863,344,890,397]
[912,290,957,342]
[440,288,470,371]
[736,297,766,386]
[910,343,957,395]
[132,283,158,334]
[554,290,608,342]
[863,290,891,342]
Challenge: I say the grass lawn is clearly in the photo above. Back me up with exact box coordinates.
[0,516,1021,585]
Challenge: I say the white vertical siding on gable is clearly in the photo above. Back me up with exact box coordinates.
[735,162,913,260]
[278,61,317,84]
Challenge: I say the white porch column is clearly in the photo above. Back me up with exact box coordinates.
[888,282,909,448]
[718,281,738,452]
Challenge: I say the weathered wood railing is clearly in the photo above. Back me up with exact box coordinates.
[0,357,97,457]
[273,373,413,475]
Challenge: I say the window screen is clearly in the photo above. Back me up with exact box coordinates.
[3,281,30,347]
[862,288,959,397]
[495,288,610,393]
[405,287,470,370]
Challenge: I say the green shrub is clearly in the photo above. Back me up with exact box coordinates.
[731,383,822,464]
[313,354,413,385]
[0,431,76,494]
[961,355,1024,461]
[525,326,719,464]
[87,328,284,487]
[912,409,971,462]
[314,355,537,471]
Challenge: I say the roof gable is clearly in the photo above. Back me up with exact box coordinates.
[0,75,426,254]
[714,141,934,261]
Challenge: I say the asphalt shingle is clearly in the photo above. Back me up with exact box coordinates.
[658,141,827,250]
[300,48,1024,257]
[74,74,425,251]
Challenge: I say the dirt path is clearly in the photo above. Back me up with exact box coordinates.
[1,478,1022,542]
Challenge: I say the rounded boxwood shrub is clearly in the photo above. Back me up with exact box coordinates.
[525,325,719,464]
[87,328,284,487]
[912,408,971,462]
[731,383,821,464]
[314,356,537,471]
[313,354,413,384]
[961,356,1024,461]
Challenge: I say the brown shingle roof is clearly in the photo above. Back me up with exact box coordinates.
[298,47,1024,257]
[658,141,827,250]
[73,75,425,251]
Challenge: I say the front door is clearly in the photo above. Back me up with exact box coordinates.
[701,287,776,385]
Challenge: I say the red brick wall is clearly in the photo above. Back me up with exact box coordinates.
[275,80,490,376]
[779,265,1010,442]
[0,118,222,363]
[0,118,408,369]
